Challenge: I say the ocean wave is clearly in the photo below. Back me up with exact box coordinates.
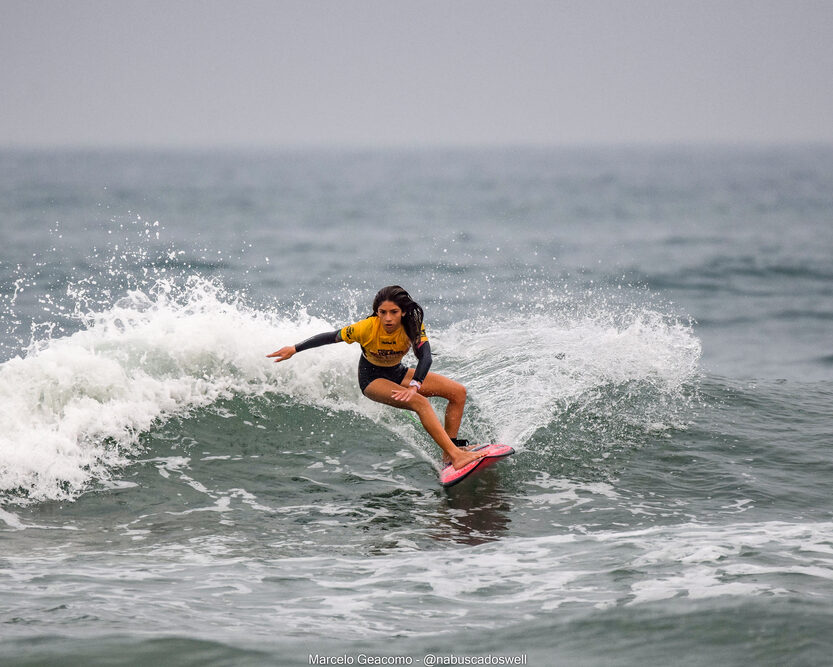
[439,307,701,445]
[5,516,825,643]
[0,277,353,504]
[0,275,701,504]
[645,255,833,294]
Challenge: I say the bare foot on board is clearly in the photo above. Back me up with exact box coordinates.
[443,446,486,470]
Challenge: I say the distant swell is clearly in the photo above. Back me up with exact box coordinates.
[647,256,833,293]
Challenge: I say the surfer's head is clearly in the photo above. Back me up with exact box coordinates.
[372,286,424,347]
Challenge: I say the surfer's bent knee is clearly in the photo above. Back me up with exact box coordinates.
[444,380,466,404]
[409,393,431,413]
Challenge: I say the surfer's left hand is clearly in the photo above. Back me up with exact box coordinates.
[391,386,418,402]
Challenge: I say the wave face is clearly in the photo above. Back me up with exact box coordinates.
[0,270,700,503]
[0,276,344,502]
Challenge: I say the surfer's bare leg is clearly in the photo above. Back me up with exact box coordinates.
[363,379,482,470]
[402,369,466,439]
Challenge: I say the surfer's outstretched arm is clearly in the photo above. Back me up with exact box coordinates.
[267,330,342,362]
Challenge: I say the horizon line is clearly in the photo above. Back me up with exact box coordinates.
[3,139,833,153]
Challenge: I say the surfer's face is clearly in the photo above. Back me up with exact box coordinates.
[377,300,403,333]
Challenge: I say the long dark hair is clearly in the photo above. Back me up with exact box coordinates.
[371,285,424,348]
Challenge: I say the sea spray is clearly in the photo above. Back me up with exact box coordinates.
[438,307,701,446]
[0,276,353,503]
[0,276,700,503]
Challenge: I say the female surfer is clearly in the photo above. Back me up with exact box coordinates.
[267,286,485,471]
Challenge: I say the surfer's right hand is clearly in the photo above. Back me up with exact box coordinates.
[267,346,296,362]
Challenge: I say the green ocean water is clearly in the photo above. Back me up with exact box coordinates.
[1,147,832,665]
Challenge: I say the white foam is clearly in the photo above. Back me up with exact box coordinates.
[0,507,26,529]
[0,277,358,503]
[4,516,827,641]
[437,307,701,444]
[0,276,701,504]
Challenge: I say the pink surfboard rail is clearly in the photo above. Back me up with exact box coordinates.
[439,443,515,488]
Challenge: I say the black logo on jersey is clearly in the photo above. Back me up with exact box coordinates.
[372,349,405,358]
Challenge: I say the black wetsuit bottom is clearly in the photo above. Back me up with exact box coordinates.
[358,356,409,393]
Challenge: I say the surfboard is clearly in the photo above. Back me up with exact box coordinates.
[440,443,515,488]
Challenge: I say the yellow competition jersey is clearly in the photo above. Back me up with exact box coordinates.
[340,316,428,367]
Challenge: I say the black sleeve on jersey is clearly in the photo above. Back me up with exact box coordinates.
[413,341,432,384]
[294,330,342,352]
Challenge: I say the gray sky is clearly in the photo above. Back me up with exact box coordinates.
[2,0,832,148]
